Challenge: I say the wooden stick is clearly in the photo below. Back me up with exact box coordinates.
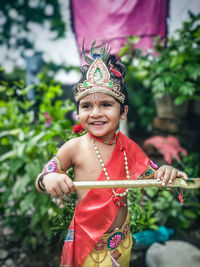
[73,178,200,190]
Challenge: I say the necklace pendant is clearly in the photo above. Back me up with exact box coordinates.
[113,195,125,208]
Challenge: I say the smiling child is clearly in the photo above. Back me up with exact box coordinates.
[35,43,188,267]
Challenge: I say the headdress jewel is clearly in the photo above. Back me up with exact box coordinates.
[75,42,125,103]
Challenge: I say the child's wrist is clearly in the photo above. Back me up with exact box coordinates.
[38,173,50,192]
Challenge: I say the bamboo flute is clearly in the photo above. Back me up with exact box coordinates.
[73,178,200,190]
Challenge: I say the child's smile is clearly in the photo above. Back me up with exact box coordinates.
[79,93,128,142]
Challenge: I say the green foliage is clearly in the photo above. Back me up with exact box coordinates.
[50,193,77,244]
[119,37,156,134]
[0,71,76,248]
[0,66,26,84]
[0,0,66,50]
[128,152,200,234]
[173,152,200,178]
[128,188,159,233]
[119,12,200,133]
[146,12,200,105]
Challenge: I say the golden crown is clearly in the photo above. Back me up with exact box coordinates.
[75,57,125,103]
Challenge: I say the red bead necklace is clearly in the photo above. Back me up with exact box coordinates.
[88,132,117,145]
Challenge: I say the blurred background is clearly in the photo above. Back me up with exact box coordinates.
[0,0,200,267]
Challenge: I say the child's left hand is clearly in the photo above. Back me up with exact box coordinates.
[154,165,188,186]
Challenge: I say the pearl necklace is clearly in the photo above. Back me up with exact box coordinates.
[91,138,130,207]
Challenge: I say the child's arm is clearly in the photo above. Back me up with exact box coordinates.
[35,139,77,197]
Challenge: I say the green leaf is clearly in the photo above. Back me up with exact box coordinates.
[145,188,159,198]
[183,210,197,219]
[14,174,30,197]
[0,129,21,138]
[20,192,36,214]
[127,36,140,44]
[174,95,188,105]
[118,46,130,57]
[30,213,40,228]
[0,150,16,162]
[9,158,24,174]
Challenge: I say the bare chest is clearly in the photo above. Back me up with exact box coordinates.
[73,142,115,200]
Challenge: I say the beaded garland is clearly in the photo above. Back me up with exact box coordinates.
[91,138,130,207]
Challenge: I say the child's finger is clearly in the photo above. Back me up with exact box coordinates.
[59,180,71,194]
[168,169,177,183]
[156,167,165,182]
[50,186,63,198]
[65,178,76,194]
[177,170,188,180]
[154,170,158,179]
[162,168,171,186]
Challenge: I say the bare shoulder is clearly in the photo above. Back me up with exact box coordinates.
[56,134,87,170]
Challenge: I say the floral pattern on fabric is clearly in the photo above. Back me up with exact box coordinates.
[65,229,74,242]
[142,164,155,179]
[123,223,130,239]
[107,232,123,250]
[94,239,106,250]
[43,159,58,173]
[111,249,121,267]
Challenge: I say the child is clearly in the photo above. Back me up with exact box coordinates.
[35,43,188,267]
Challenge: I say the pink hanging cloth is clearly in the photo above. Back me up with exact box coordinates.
[70,0,169,54]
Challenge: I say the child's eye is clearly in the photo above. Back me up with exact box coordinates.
[81,104,91,109]
[102,102,111,107]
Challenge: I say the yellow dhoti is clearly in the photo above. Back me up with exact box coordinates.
[83,213,133,267]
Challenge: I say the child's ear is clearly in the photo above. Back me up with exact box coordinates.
[120,105,128,120]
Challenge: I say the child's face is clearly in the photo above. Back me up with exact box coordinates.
[79,93,128,141]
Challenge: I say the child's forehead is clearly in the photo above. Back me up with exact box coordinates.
[79,93,117,103]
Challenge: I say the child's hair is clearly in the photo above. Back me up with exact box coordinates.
[73,42,129,114]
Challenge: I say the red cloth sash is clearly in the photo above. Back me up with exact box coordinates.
[61,132,150,267]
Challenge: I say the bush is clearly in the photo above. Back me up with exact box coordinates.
[148,12,200,105]
[0,71,76,248]
[128,153,200,234]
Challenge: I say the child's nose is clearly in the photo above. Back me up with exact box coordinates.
[90,105,102,117]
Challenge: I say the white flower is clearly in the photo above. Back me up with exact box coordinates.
[27,32,35,43]
[132,58,139,67]
[11,25,18,35]
[28,0,40,8]
[0,13,7,25]
[45,4,54,16]
[24,49,34,57]
[169,50,177,56]
[178,46,185,52]
[148,55,154,61]
[8,9,18,19]
[18,30,26,38]
[9,37,16,46]
[192,43,198,49]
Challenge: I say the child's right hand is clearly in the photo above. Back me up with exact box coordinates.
[43,173,76,198]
